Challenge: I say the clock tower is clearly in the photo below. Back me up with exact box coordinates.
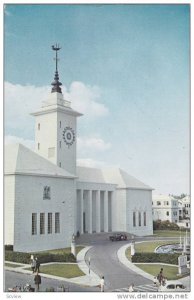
[31,45,82,174]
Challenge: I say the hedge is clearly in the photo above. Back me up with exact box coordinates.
[131,252,179,265]
[5,251,76,264]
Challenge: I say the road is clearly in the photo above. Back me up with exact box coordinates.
[4,270,99,292]
[85,239,152,291]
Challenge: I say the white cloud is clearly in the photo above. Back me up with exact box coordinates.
[77,158,108,168]
[77,136,111,152]
[64,81,109,118]
[4,81,109,135]
[4,135,35,150]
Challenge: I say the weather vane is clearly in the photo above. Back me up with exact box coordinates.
[51,43,62,93]
[52,43,61,72]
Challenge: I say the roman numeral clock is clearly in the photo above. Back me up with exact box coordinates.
[62,126,75,148]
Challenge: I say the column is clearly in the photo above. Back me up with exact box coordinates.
[96,190,101,233]
[80,189,84,234]
[104,191,109,232]
[89,190,93,234]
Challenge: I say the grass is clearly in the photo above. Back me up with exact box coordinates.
[125,240,178,260]
[154,230,188,237]
[5,262,23,268]
[43,246,84,255]
[135,264,180,280]
[39,263,85,278]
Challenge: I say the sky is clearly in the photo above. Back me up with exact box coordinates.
[4,3,190,195]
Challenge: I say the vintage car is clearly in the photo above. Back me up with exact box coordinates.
[109,233,127,241]
[158,280,186,292]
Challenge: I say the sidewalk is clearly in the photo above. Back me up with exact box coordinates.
[117,242,190,290]
[5,246,100,287]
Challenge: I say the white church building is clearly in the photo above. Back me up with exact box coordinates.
[4,46,153,252]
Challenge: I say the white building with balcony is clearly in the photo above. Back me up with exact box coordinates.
[152,195,179,223]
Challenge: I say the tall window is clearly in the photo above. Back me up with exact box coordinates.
[133,212,136,227]
[144,212,146,226]
[166,211,169,216]
[59,141,62,148]
[38,143,40,150]
[38,123,40,130]
[40,213,45,234]
[59,121,61,128]
[139,212,141,226]
[48,213,52,234]
[32,213,37,235]
[55,213,60,233]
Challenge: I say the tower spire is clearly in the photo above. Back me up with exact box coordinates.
[51,44,62,93]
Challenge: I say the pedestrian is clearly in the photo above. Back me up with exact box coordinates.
[100,276,105,292]
[31,257,36,273]
[157,268,164,285]
[128,283,134,292]
[34,271,41,292]
[35,257,40,272]
[153,276,157,286]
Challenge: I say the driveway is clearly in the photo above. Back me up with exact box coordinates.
[84,240,152,291]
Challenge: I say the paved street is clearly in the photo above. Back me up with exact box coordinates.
[84,239,152,290]
[4,270,99,292]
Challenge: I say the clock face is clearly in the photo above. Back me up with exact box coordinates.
[62,126,75,147]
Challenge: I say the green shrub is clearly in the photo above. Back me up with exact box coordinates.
[5,250,76,264]
[5,245,13,251]
[153,220,179,231]
[131,252,179,265]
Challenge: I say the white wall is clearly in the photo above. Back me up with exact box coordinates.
[4,175,15,245]
[114,189,127,232]
[126,189,153,236]
[14,174,76,252]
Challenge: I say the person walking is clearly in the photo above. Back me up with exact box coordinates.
[35,257,40,272]
[100,276,105,292]
[157,268,164,285]
[34,271,41,292]
[31,258,36,273]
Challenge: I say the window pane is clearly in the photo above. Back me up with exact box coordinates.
[55,213,60,233]
[40,213,45,234]
[144,212,146,226]
[32,213,37,235]
[133,212,136,227]
[139,212,141,226]
[48,213,52,234]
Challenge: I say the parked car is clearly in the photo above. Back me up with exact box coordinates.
[109,233,127,241]
[158,281,186,292]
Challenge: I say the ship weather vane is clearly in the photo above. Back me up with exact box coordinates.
[51,43,62,93]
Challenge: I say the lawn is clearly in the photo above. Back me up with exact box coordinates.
[125,240,178,260]
[134,240,179,253]
[5,262,23,268]
[135,264,179,280]
[154,230,188,237]
[44,246,84,255]
[39,263,85,278]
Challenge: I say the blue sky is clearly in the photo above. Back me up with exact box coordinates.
[4,4,190,195]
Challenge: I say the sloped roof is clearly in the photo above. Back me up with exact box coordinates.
[76,166,106,183]
[5,143,76,178]
[102,168,152,190]
[77,166,152,190]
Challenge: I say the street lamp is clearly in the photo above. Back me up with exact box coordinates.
[88,256,91,275]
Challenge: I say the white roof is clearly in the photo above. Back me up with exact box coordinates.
[77,166,152,190]
[4,143,76,178]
